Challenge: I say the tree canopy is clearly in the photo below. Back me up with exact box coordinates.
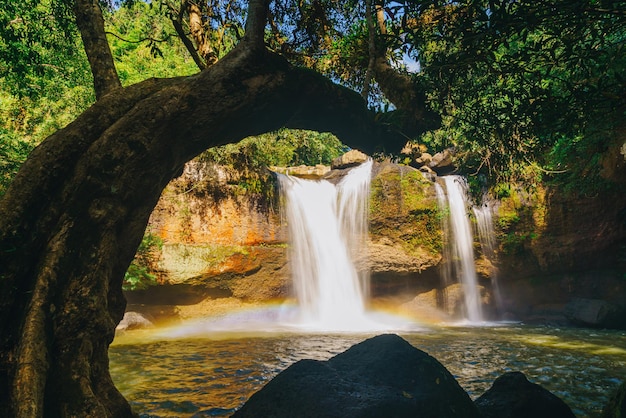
[413,0,626,186]
[2,0,625,191]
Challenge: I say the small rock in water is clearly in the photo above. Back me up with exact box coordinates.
[474,371,575,418]
[116,311,154,331]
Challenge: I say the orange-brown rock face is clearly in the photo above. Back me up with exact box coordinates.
[124,161,291,319]
[151,196,284,246]
[149,162,285,246]
[128,159,444,320]
[126,155,626,327]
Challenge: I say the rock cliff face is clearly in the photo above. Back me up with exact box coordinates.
[367,161,442,299]
[125,146,626,327]
[493,178,626,324]
[126,161,290,318]
[126,158,444,320]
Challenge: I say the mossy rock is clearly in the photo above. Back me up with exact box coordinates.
[369,162,441,257]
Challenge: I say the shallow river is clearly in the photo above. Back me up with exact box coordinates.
[110,323,626,417]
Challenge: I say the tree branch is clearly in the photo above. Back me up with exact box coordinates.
[171,0,206,71]
[187,0,218,66]
[241,0,270,50]
[104,31,173,44]
[72,0,121,100]
[361,0,376,101]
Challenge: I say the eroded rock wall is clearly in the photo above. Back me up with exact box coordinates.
[125,149,626,327]
[126,159,444,320]
[493,152,626,324]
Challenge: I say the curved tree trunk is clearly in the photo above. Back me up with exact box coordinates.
[0,36,407,416]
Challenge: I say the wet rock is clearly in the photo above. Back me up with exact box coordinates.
[366,240,438,274]
[402,283,489,319]
[331,149,368,169]
[126,245,289,307]
[270,164,330,178]
[124,304,179,324]
[368,162,441,270]
[474,371,575,418]
[428,148,455,174]
[116,311,154,331]
[601,381,626,418]
[564,297,625,329]
[232,334,480,418]
[416,152,433,166]
[418,164,435,174]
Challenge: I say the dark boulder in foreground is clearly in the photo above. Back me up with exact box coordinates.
[475,371,576,418]
[232,333,480,418]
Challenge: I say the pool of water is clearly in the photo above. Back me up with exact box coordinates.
[109,324,626,417]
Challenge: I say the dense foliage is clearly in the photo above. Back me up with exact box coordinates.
[0,0,206,197]
[0,0,83,98]
[2,0,625,196]
[202,128,347,171]
[105,1,199,85]
[406,0,626,189]
[0,0,94,195]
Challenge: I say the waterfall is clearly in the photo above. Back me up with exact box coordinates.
[435,183,453,290]
[278,160,373,330]
[473,201,503,314]
[440,175,484,322]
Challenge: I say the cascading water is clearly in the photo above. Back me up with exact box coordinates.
[278,160,374,330]
[435,183,453,290]
[473,201,503,314]
[440,175,484,322]
[337,162,371,301]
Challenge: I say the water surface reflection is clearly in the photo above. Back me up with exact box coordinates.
[109,325,626,417]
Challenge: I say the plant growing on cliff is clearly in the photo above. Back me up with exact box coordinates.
[123,230,163,291]
[202,128,347,170]
[198,128,347,205]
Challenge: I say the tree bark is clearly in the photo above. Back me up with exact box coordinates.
[187,1,218,66]
[73,0,121,99]
[242,0,270,49]
[0,32,408,417]
[172,2,207,71]
[361,0,376,101]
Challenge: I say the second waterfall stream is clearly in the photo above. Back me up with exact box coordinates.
[437,175,485,322]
